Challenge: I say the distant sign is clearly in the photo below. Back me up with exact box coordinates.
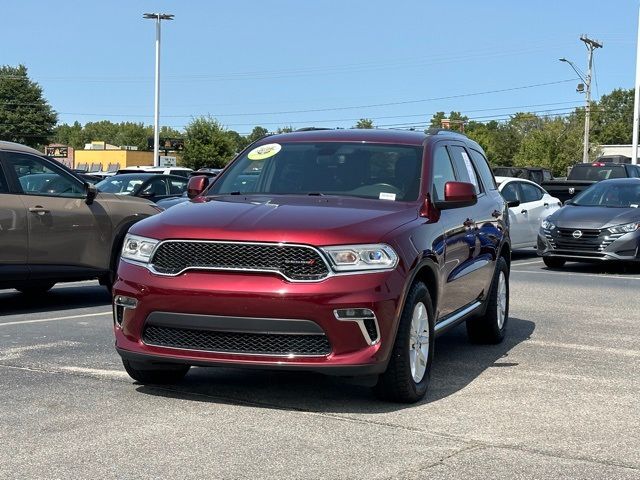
[147,137,184,151]
[159,156,177,167]
[45,145,69,158]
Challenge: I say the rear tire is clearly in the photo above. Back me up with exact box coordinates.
[15,282,56,295]
[374,281,434,403]
[466,257,509,344]
[543,256,566,269]
[122,359,190,385]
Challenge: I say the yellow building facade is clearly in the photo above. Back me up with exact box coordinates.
[74,150,154,172]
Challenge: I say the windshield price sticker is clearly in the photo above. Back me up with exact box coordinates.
[247,143,282,160]
[379,192,396,201]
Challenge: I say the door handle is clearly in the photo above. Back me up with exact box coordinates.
[491,210,501,218]
[29,206,50,215]
[543,202,549,207]
[463,218,475,228]
[521,209,528,214]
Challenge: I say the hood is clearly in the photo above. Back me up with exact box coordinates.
[550,205,640,229]
[130,194,419,246]
[156,196,190,209]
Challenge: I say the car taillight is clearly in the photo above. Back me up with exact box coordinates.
[592,162,605,167]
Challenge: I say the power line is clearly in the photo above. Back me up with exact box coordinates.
[46,79,578,119]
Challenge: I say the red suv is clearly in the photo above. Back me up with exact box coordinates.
[113,129,510,402]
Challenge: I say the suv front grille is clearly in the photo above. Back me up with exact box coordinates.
[150,241,330,280]
[142,325,331,356]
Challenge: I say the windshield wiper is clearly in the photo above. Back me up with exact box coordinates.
[307,192,325,196]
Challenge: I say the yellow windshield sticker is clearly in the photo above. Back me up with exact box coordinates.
[247,143,282,160]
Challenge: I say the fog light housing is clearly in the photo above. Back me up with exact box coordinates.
[334,308,380,345]
[113,295,137,327]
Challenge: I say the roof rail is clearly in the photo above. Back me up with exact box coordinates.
[295,127,334,132]
[425,128,468,138]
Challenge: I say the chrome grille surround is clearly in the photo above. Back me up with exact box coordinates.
[147,240,331,282]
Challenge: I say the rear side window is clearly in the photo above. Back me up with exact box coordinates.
[469,149,497,190]
[448,145,481,193]
[519,182,544,202]
[501,182,520,203]
[432,146,457,201]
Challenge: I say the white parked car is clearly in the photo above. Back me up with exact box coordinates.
[117,166,193,178]
[496,176,562,249]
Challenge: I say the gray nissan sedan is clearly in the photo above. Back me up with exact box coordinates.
[537,178,640,268]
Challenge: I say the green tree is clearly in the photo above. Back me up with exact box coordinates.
[0,65,57,147]
[513,115,585,176]
[354,118,374,129]
[181,116,236,169]
[246,126,269,144]
[591,88,633,145]
[54,121,87,149]
[276,126,294,133]
[226,130,249,152]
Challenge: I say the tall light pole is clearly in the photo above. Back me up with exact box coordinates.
[559,35,602,163]
[143,13,174,167]
[632,5,640,165]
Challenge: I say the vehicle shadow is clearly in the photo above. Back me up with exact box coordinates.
[510,248,538,261]
[0,284,111,317]
[135,317,535,413]
[544,261,640,276]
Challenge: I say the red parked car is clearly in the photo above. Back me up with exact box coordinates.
[113,129,511,402]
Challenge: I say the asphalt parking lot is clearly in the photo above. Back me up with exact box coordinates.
[1,253,639,479]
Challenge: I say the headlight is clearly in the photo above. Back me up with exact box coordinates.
[608,222,640,234]
[541,219,556,230]
[121,234,159,264]
[322,244,398,272]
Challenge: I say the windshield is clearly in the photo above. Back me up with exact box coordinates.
[209,142,423,201]
[571,182,640,208]
[96,176,146,194]
[569,165,626,181]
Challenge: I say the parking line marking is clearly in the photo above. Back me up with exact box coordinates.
[58,366,129,379]
[526,339,640,358]
[511,270,640,280]
[0,311,111,327]
[512,260,543,266]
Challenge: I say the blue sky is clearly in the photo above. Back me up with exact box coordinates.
[2,1,637,134]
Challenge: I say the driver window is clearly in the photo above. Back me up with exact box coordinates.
[6,152,84,198]
[432,146,457,201]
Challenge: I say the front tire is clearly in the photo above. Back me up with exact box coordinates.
[374,281,435,403]
[122,359,190,385]
[543,256,566,269]
[466,257,509,344]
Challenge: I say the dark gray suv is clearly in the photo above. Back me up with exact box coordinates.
[0,141,161,294]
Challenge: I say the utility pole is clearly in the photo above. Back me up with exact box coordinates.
[580,35,602,163]
[143,13,174,167]
[632,6,640,165]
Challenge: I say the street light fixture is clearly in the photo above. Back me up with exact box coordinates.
[559,36,602,164]
[143,13,174,167]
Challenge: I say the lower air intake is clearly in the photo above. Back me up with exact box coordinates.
[142,325,331,356]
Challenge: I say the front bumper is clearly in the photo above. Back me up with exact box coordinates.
[537,228,640,262]
[113,261,407,375]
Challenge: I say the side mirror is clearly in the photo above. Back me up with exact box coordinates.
[507,200,520,208]
[435,181,477,210]
[187,175,209,199]
[85,183,97,205]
